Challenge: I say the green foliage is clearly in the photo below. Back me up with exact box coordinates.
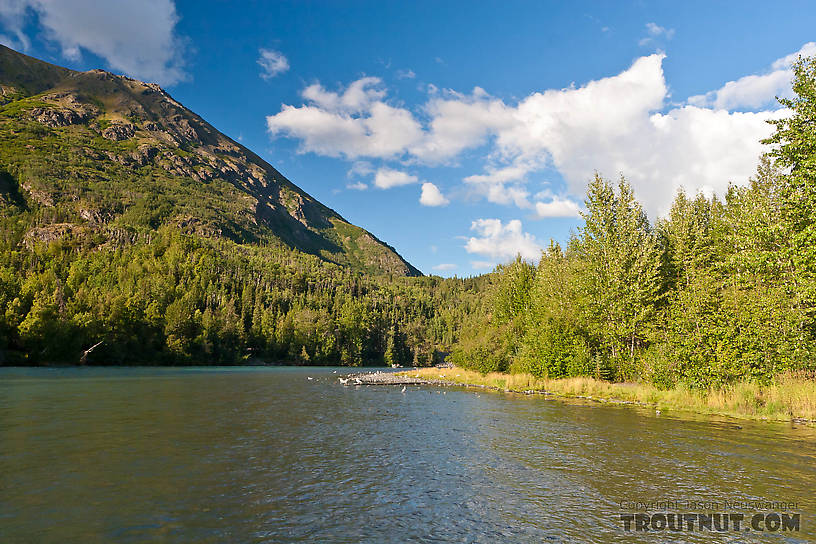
[452,110,816,387]
[651,160,810,388]
[764,54,816,306]
[570,175,662,376]
[449,317,517,374]
[0,44,421,279]
[515,322,591,379]
[456,149,816,387]
[514,242,590,378]
[492,256,535,323]
[0,225,479,365]
[450,259,532,374]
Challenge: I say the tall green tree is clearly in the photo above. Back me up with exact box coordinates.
[570,175,662,378]
[764,55,816,309]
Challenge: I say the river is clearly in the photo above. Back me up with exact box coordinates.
[1,366,813,542]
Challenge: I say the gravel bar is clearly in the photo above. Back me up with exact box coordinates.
[342,371,430,386]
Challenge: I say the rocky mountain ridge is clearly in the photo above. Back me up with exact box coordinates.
[0,44,420,276]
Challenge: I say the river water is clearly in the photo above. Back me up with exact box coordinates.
[0,366,814,543]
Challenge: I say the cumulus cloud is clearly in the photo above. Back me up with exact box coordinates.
[396,68,415,80]
[346,181,368,191]
[688,71,791,110]
[457,53,781,216]
[267,77,424,159]
[419,182,449,206]
[688,42,816,110]
[0,0,188,85]
[534,196,582,218]
[258,48,289,79]
[374,167,418,189]
[772,42,816,70]
[412,87,515,163]
[465,219,542,262]
[267,44,810,217]
[432,263,457,271]
[302,77,385,112]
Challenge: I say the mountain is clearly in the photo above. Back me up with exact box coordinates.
[0,44,420,276]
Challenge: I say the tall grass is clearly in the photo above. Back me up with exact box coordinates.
[401,367,816,422]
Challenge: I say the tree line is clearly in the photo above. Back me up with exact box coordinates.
[451,56,816,388]
[0,224,486,366]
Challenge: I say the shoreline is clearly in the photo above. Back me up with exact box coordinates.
[377,367,816,425]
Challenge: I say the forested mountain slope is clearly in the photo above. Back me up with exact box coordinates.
[0,44,419,276]
[0,46,472,366]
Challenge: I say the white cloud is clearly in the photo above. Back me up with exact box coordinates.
[267,77,424,159]
[646,22,675,39]
[0,33,20,48]
[534,196,581,218]
[464,164,529,184]
[396,68,415,80]
[411,87,515,163]
[468,181,531,208]
[258,48,289,79]
[462,53,781,216]
[419,182,449,206]
[0,0,188,85]
[302,77,385,113]
[640,22,674,46]
[463,164,534,208]
[688,42,816,110]
[470,260,496,270]
[432,263,457,271]
[465,219,542,262]
[374,167,418,189]
[772,42,816,70]
[688,71,792,110]
[347,161,374,177]
[267,44,810,217]
[346,181,368,191]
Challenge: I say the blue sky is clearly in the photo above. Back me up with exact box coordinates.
[2,1,815,276]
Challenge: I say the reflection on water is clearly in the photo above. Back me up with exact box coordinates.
[0,367,814,542]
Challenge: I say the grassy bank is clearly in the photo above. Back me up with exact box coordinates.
[399,367,816,423]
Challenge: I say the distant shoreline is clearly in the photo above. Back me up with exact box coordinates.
[0,361,398,368]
